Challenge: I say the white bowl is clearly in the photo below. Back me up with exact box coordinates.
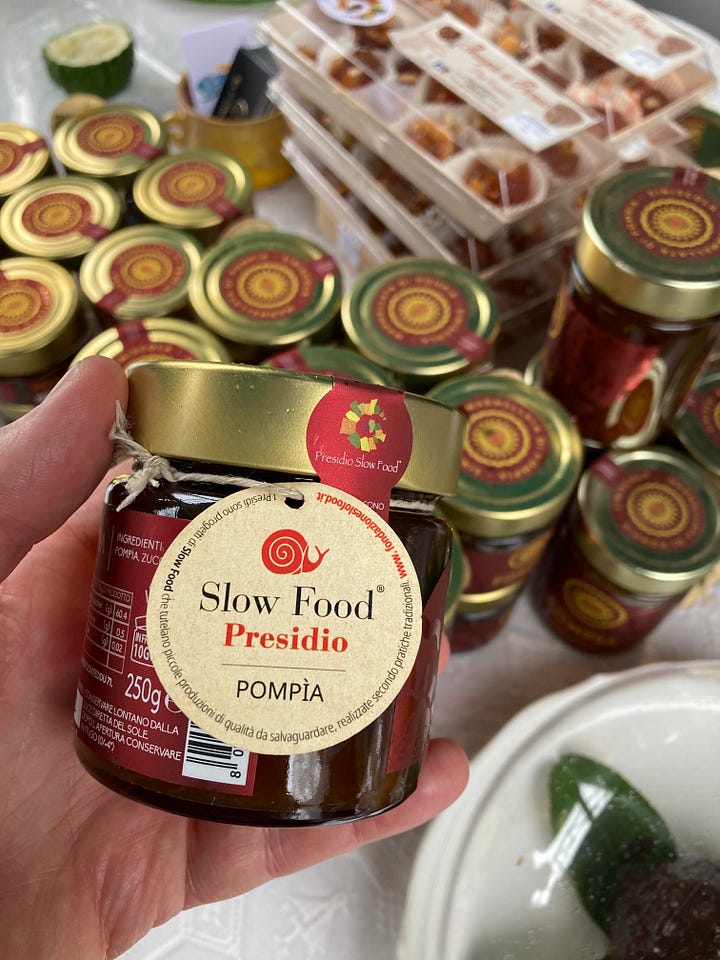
[399,660,720,960]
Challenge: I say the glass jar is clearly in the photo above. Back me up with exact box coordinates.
[52,105,167,190]
[538,166,720,450]
[0,256,91,419]
[71,317,231,368]
[189,232,343,363]
[78,224,203,326]
[449,581,523,654]
[74,361,465,825]
[131,149,254,246]
[428,372,583,594]
[0,123,54,204]
[341,258,499,392]
[672,363,720,477]
[0,174,121,268]
[533,446,720,653]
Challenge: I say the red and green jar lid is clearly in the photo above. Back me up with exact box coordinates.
[341,257,499,387]
[574,446,720,596]
[427,372,583,537]
[0,123,52,202]
[264,343,396,386]
[189,231,342,350]
[577,165,720,322]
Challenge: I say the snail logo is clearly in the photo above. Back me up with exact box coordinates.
[261,529,329,575]
[340,398,387,452]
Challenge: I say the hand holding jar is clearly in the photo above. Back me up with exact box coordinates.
[0,357,468,960]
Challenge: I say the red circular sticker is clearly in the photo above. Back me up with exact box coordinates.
[371,273,468,346]
[0,277,52,333]
[459,394,550,483]
[76,114,146,158]
[109,244,187,297]
[610,469,706,552]
[158,160,228,208]
[219,251,317,320]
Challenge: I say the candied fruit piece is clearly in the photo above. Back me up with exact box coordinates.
[407,118,460,160]
[464,157,532,206]
[539,140,580,178]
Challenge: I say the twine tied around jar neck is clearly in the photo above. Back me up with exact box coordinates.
[109,402,305,510]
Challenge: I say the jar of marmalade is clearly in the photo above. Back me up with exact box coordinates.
[449,580,524,654]
[189,233,343,362]
[52,105,167,190]
[0,257,91,420]
[0,123,53,205]
[131,150,253,246]
[78,224,203,326]
[0,175,121,268]
[341,258,499,392]
[672,364,720,477]
[538,167,720,449]
[428,373,583,594]
[74,361,465,825]
[533,446,720,653]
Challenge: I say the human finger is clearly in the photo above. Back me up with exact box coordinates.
[0,356,128,583]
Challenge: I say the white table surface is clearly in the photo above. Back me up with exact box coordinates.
[2,3,720,958]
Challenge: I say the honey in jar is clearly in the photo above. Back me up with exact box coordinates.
[74,361,465,825]
[538,167,720,449]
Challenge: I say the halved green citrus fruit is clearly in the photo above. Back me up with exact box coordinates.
[43,21,134,99]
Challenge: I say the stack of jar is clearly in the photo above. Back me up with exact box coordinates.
[527,165,720,654]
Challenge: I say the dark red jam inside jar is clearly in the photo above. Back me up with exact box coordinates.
[74,362,465,826]
[539,167,720,450]
[449,582,523,653]
[533,446,720,653]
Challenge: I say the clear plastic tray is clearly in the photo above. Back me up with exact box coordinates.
[262,0,711,239]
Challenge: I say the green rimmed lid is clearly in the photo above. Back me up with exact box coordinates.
[263,343,396,386]
[577,166,720,321]
[189,231,342,346]
[341,257,499,382]
[428,373,583,537]
[672,364,720,476]
[0,123,51,200]
[132,149,253,231]
[575,446,720,596]
[456,578,525,616]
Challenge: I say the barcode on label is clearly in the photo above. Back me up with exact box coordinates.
[182,721,251,786]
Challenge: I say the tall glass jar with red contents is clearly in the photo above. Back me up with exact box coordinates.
[74,361,465,826]
[538,167,720,450]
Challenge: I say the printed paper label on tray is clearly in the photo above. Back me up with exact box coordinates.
[519,0,701,81]
[390,16,596,151]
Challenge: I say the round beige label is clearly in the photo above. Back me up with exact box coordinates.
[146,483,422,754]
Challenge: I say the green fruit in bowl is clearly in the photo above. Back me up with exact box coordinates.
[43,21,134,99]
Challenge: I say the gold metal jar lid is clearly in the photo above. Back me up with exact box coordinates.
[189,232,342,347]
[125,361,465,497]
[78,224,203,320]
[573,445,720,596]
[456,579,524,616]
[576,166,720,321]
[341,258,499,382]
[0,123,52,201]
[72,317,232,368]
[428,373,583,537]
[0,175,121,262]
[0,257,81,377]
[132,149,253,232]
[53,105,166,180]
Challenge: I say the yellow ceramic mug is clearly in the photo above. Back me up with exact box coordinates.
[164,76,293,190]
